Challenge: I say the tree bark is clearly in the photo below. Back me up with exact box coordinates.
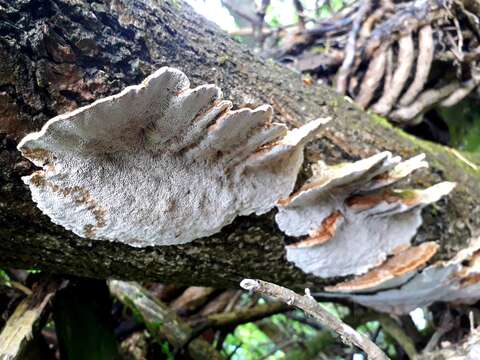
[0,0,479,290]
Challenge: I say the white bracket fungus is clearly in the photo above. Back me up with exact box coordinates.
[326,236,480,314]
[276,152,455,277]
[18,67,328,247]
[324,241,440,293]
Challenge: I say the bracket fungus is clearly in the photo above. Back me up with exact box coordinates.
[275,152,455,278]
[327,236,480,314]
[18,67,328,247]
[324,241,440,293]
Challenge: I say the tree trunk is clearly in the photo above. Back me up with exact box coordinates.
[0,0,479,309]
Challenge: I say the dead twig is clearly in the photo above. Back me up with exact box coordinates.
[390,81,460,123]
[400,25,435,106]
[440,78,479,106]
[240,279,389,360]
[372,33,414,115]
[170,286,215,314]
[189,302,290,330]
[256,0,271,43]
[376,314,418,359]
[336,0,372,94]
[355,44,388,108]
[7,281,33,296]
[381,47,395,98]
[447,148,479,170]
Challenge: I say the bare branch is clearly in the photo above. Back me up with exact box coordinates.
[355,45,388,108]
[256,0,271,42]
[372,33,415,115]
[400,25,435,106]
[423,311,454,353]
[376,314,418,359]
[293,0,307,31]
[440,78,479,107]
[390,81,460,123]
[240,279,390,360]
[336,0,372,94]
[170,287,215,315]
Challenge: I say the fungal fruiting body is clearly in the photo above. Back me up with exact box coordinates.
[18,67,328,247]
[325,236,480,314]
[324,242,440,293]
[275,152,455,278]
[17,66,475,314]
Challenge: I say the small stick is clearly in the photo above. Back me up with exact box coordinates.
[355,45,388,108]
[423,311,453,353]
[372,33,415,115]
[336,0,372,94]
[240,279,390,360]
[399,25,434,106]
[390,81,460,123]
[440,78,478,107]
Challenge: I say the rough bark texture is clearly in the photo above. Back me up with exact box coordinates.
[0,0,479,289]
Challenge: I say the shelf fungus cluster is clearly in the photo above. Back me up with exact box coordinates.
[18,67,328,247]
[274,151,480,313]
[325,236,480,314]
[275,152,455,277]
[18,66,474,313]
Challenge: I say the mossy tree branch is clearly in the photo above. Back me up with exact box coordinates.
[0,0,478,292]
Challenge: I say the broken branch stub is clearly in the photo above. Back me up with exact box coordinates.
[18,67,328,247]
[275,152,455,278]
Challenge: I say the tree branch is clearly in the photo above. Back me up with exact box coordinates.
[0,0,478,309]
[240,279,389,360]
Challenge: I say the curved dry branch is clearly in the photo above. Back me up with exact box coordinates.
[355,45,388,108]
[335,0,372,94]
[390,81,460,123]
[440,78,479,107]
[381,47,395,97]
[399,25,435,106]
[240,279,389,360]
[371,34,415,115]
